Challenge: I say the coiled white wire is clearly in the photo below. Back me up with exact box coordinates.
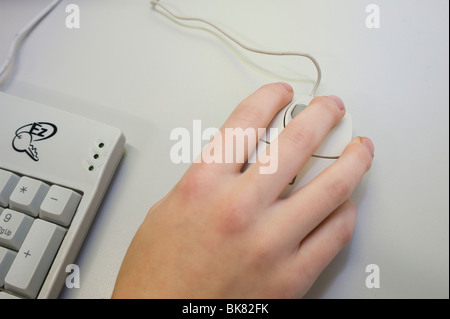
[150,0,322,97]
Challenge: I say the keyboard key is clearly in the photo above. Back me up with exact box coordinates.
[0,291,22,299]
[9,177,50,217]
[0,247,16,287]
[40,185,82,226]
[0,209,34,250]
[0,170,20,207]
[5,219,66,299]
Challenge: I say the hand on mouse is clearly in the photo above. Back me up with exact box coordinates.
[112,82,374,298]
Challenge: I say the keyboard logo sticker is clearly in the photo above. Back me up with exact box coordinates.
[12,122,58,161]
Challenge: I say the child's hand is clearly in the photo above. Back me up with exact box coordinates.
[112,83,374,298]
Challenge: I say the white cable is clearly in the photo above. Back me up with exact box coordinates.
[0,0,61,83]
[150,0,322,97]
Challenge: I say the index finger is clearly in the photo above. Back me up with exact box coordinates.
[199,83,294,174]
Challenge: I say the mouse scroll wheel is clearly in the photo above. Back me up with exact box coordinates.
[290,103,308,119]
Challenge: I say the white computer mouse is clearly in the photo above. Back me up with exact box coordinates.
[246,95,353,198]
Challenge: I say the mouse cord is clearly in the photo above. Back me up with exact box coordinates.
[0,0,62,85]
[150,0,321,97]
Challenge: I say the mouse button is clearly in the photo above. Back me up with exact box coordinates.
[313,112,353,158]
[283,96,313,127]
[291,103,308,119]
[259,106,286,143]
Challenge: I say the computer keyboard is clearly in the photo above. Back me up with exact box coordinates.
[0,92,125,298]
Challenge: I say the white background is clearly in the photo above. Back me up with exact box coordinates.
[0,0,448,298]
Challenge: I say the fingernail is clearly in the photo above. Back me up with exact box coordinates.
[277,82,293,92]
[327,95,345,111]
[360,137,375,157]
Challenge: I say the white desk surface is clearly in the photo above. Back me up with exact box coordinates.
[0,0,448,299]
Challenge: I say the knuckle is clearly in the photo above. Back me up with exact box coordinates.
[327,177,353,202]
[234,103,263,126]
[344,200,358,215]
[176,168,212,201]
[311,96,343,122]
[217,198,253,234]
[288,262,317,296]
[332,207,357,247]
[334,220,354,247]
[285,124,316,150]
[251,235,273,262]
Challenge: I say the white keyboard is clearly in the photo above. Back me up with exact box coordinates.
[0,92,125,298]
